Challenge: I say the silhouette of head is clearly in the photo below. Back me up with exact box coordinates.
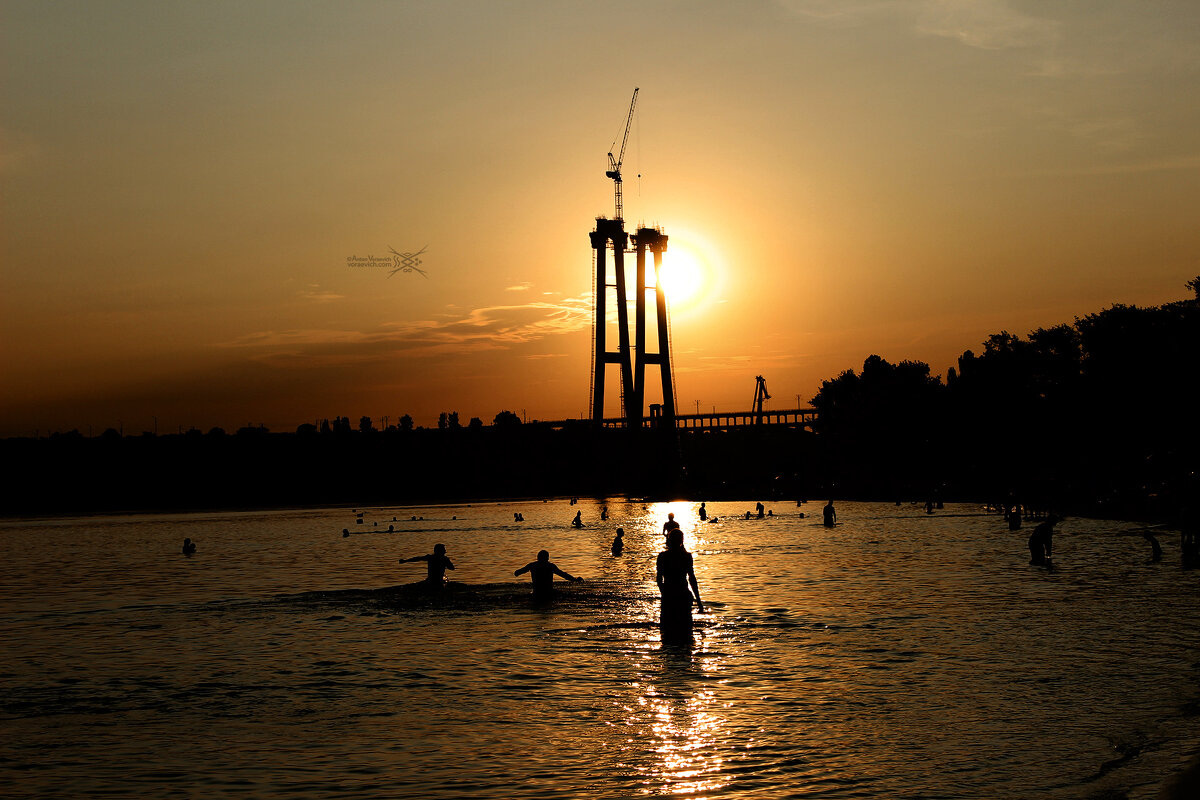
[537,549,550,561]
[434,543,447,555]
[616,528,624,537]
[668,513,675,520]
[667,528,684,549]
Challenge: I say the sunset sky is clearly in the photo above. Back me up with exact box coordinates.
[3,0,1197,437]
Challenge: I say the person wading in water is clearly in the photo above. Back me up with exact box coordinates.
[656,528,705,640]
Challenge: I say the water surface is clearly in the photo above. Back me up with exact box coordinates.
[2,501,1197,798]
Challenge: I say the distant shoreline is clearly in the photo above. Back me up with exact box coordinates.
[0,494,1177,526]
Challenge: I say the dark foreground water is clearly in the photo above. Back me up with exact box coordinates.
[1,500,1197,799]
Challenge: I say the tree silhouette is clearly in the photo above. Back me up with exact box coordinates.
[493,410,522,427]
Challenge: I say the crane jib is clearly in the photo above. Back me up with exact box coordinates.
[606,87,640,220]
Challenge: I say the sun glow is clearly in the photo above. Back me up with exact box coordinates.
[656,239,717,312]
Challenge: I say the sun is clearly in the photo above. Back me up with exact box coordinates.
[656,243,710,310]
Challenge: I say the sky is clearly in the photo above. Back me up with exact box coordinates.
[2,0,1198,437]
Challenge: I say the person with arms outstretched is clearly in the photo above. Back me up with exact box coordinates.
[400,543,455,588]
[515,549,582,600]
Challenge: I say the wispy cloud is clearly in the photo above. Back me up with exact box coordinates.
[1031,153,1200,178]
[216,295,593,367]
[505,282,533,292]
[774,0,901,26]
[299,284,344,302]
[916,0,1059,51]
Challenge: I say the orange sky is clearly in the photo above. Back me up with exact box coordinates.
[3,1,1198,437]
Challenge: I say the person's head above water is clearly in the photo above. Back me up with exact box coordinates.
[666,528,684,549]
[537,549,550,562]
[615,528,624,537]
[667,513,675,520]
[433,543,447,555]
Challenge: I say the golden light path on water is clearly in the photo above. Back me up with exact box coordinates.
[636,502,726,796]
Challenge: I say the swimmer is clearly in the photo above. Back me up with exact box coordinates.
[342,528,351,537]
[611,528,624,556]
[1028,515,1060,565]
[663,513,680,536]
[514,550,582,600]
[571,511,584,528]
[698,502,707,521]
[182,538,196,555]
[823,501,836,527]
[400,543,455,587]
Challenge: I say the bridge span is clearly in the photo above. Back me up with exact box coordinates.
[562,407,817,432]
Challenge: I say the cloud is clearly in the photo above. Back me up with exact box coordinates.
[215,295,593,368]
[774,0,902,26]
[505,282,533,291]
[915,0,1059,51]
[300,285,344,302]
[1033,153,1200,177]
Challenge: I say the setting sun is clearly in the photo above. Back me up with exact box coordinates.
[657,238,719,312]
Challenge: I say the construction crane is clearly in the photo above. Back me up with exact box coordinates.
[605,87,639,221]
[753,375,771,424]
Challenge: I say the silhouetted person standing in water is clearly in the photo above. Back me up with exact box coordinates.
[182,538,196,555]
[1143,530,1163,562]
[823,501,836,527]
[572,511,584,528]
[400,543,455,588]
[611,528,624,556]
[663,512,680,536]
[657,528,704,640]
[698,502,707,521]
[1180,505,1199,567]
[1028,515,1059,566]
[515,550,582,600]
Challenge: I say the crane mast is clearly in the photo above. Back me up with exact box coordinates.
[605,87,639,221]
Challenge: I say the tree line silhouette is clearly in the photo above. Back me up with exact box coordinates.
[2,279,1195,519]
[809,278,1199,519]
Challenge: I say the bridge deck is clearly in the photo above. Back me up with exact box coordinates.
[598,408,817,431]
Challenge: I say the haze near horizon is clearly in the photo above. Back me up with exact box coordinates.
[2,1,1197,437]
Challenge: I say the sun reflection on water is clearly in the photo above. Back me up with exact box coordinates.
[627,635,729,797]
